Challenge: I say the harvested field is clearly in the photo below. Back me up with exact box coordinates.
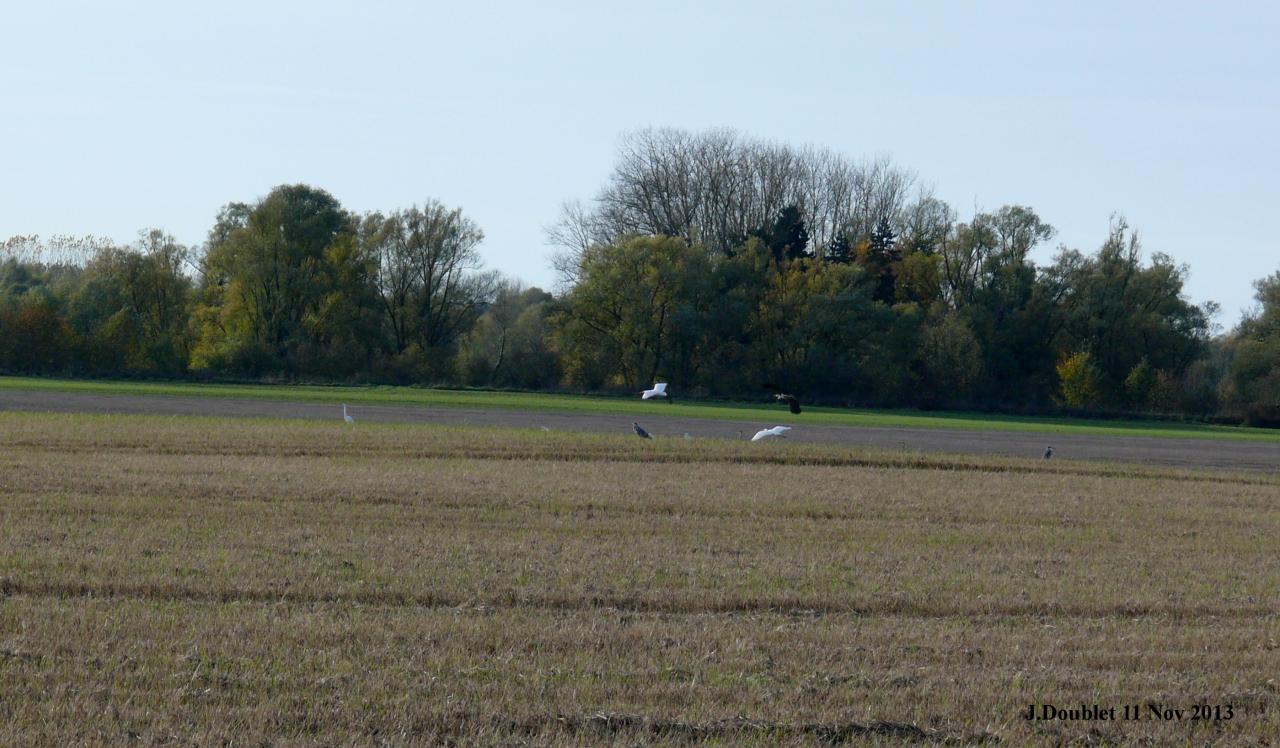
[1,412,1279,745]
[2,387,1279,472]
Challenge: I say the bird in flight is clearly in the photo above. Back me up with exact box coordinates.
[343,404,355,424]
[641,382,668,400]
[1044,446,1053,459]
[633,422,652,439]
[751,426,791,442]
[762,383,801,414]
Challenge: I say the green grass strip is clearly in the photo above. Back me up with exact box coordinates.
[1,375,1277,442]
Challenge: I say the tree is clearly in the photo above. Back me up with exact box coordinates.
[739,245,882,397]
[2,296,76,374]
[859,216,900,303]
[752,205,810,263]
[192,184,363,375]
[894,250,941,305]
[1057,351,1103,408]
[549,127,915,262]
[898,196,954,256]
[939,215,998,307]
[363,201,496,366]
[1124,359,1157,410]
[560,235,711,389]
[69,232,194,374]
[1222,271,1280,424]
[1049,219,1211,403]
[915,312,983,405]
[990,205,1055,260]
[458,283,560,388]
[1239,272,1280,341]
[825,232,852,264]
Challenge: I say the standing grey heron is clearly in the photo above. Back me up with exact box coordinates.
[1044,446,1054,459]
[633,422,652,439]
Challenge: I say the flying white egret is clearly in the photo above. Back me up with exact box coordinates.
[751,426,791,442]
[641,382,668,400]
[632,422,652,439]
[343,404,354,424]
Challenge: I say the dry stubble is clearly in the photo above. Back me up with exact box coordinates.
[0,412,1278,745]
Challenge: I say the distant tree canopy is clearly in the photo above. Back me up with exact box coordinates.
[549,127,916,268]
[0,128,1274,424]
[1220,273,1280,424]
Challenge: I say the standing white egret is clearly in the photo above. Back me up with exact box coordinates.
[751,426,791,442]
[641,382,668,400]
[343,404,354,424]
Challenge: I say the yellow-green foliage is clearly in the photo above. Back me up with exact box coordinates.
[1057,350,1103,407]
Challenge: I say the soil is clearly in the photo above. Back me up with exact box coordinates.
[2,389,1276,472]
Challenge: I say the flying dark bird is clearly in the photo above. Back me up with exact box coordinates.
[762,383,801,414]
[1044,446,1054,459]
[633,422,652,439]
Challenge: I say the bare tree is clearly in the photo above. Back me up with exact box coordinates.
[1,234,114,267]
[546,200,608,290]
[549,127,919,266]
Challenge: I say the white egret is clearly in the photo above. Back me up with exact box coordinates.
[343,404,354,424]
[641,382,668,400]
[751,426,791,442]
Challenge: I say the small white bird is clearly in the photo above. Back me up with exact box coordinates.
[641,382,668,400]
[343,404,354,424]
[751,426,791,442]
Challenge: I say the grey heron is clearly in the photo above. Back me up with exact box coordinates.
[762,383,801,414]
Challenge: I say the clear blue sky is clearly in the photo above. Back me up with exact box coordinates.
[3,1,1276,327]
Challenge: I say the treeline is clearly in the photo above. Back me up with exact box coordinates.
[1,128,1276,424]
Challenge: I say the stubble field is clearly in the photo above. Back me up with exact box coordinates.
[1,412,1278,745]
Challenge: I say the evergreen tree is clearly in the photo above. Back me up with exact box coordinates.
[863,216,900,303]
[750,205,811,263]
[825,232,852,264]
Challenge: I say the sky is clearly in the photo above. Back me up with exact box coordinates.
[2,0,1276,327]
